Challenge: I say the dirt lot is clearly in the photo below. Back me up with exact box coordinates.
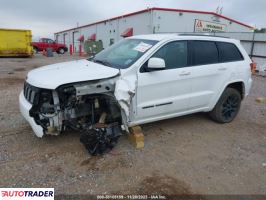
[0,54,265,196]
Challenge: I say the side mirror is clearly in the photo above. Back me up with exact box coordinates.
[148,57,166,70]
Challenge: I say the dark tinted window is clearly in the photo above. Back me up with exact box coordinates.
[192,41,219,65]
[217,42,243,62]
[152,41,188,69]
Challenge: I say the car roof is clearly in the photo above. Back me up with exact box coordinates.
[130,34,177,41]
[130,34,237,43]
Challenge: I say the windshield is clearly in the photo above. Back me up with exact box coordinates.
[90,39,158,69]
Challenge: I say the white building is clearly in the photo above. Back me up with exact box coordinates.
[54,7,253,52]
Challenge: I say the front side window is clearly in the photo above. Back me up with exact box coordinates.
[192,41,219,65]
[41,39,47,43]
[47,39,54,44]
[92,39,158,69]
[152,41,188,69]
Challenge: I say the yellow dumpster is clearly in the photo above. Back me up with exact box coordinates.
[0,28,33,57]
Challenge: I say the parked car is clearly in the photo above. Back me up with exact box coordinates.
[20,34,253,154]
[32,38,68,54]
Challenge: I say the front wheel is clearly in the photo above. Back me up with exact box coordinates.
[209,88,241,123]
[33,47,38,54]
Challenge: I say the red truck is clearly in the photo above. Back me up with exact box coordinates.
[32,38,68,54]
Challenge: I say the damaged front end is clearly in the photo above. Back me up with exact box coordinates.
[25,77,133,155]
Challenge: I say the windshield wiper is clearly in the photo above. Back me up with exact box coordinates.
[93,59,112,67]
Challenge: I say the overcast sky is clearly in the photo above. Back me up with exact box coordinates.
[0,0,265,39]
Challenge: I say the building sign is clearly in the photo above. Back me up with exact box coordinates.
[194,19,227,32]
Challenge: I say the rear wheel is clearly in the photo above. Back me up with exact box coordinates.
[58,48,65,54]
[209,88,241,123]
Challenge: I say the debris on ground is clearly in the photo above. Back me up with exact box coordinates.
[256,97,265,103]
[128,126,144,149]
[80,122,122,156]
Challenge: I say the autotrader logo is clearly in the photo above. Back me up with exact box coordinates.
[0,188,54,200]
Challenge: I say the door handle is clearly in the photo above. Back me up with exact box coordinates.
[218,67,227,71]
[179,72,191,76]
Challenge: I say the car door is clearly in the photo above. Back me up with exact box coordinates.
[187,40,232,110]
[38,39,45,51]
[135,40,193,121]
[41,38,49,50]
[47,39,56,51]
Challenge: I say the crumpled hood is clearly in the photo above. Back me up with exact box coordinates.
[26,59,120,89]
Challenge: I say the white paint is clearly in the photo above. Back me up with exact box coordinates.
[114,75,136,118]
[147,57,166,69]
[26,59,119,89]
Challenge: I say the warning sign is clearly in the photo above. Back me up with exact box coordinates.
[194,19,227,32]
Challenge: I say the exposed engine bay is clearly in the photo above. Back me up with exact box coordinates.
[25,79,124,155]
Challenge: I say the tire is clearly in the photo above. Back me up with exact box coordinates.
[33,47,38,54]
[58,48,65,54]
[209,88,241,123]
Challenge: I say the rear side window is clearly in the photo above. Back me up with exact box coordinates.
[192,41,219,65]
[216,42,244,62]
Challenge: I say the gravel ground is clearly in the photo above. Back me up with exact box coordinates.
[0,54,265,197]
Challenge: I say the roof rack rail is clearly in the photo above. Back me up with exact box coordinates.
[178,33,229,38]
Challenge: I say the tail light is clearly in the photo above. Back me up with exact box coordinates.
[250,59,257,75]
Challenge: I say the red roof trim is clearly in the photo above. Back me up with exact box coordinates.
[55,8,149,34]
[214,13,253,29]
[55,7,253,34]
[153,7,253,29]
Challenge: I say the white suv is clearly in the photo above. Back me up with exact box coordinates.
[19,34,252,152]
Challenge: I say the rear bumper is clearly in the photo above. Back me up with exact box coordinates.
[19,91,44,137]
